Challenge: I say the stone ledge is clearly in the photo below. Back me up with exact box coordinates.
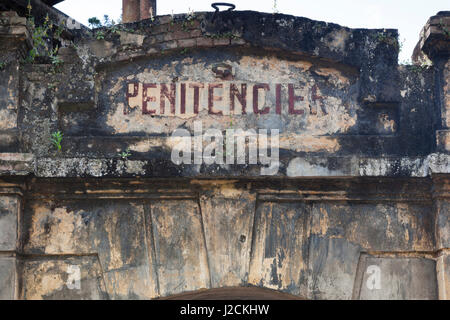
[0,153,34,176]
[0,11,28,37]
[29,153,450,178]
[0,11,31,52]
[414,11,450,61]
[1,153,448,179]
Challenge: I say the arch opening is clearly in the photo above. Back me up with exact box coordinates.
[158,287,306,300]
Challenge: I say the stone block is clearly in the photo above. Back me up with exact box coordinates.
[21,256,107,300]
[0,196,18,251]
[358,256,438,300]
[200,189,256,288]
[0,257,15,300]
[437,253,450,300]
[306,236,361,300]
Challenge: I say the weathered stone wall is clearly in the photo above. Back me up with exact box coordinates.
[0,7,449,299]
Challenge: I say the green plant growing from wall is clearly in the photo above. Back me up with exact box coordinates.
[376,32,397,46]
[89,15,119,28]
[95,31,105,40]
[47,82,58,89]
[54,23,64,39]
[26,0,32,16]
[110,24,121,34]
[24,2,64,72]
[88,14,133,37]
[102,15,114,26]
[150,9,155,23]
[0,62,6,70]
[181,8,196,31]
[51,130,63,152]
[26,16,50,62]
[118,148,132,160]
[49,46,63,72]
[206,32,239,40]
[88,17,102,28]
[272,0,279,14]
[170,10,175,27]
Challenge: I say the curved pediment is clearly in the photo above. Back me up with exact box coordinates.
[9,9,436,178]
[49,12,404,177]
[79,10,400,105]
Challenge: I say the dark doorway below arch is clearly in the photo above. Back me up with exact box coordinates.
[158,287,305,300]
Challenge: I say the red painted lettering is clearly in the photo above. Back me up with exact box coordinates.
[160,83,176,115]
[253,84,270,114]
[189,83,204,114]
[180,83,186,114]
[208,83,223,115]
[125,82,139,115]
[230,83,247,114]
[288,84,304,115]
[142,83,157,114]
[275,84,282,115]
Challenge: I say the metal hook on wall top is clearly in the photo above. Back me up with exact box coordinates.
[211,3,236,12]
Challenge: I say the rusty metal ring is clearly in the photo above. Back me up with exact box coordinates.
[212,63,233,79]
[211,2,236,12]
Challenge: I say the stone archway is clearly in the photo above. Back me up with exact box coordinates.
[159,287,305,300]
[0,3,448,301]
